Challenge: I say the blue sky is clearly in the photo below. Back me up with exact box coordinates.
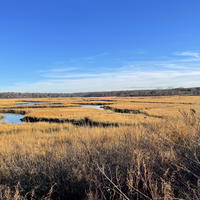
[1,0,200,92]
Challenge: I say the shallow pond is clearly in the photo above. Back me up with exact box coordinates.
[0,113,24,124]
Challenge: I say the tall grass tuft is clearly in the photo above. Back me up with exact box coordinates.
[0,111,199,199]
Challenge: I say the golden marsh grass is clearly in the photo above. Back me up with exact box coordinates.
[0,96,199,199]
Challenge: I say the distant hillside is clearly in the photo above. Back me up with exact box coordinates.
[0,87,200,98]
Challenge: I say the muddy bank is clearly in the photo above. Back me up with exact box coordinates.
[0,109,26,115]
[22,116,120,127]
[0,108,121,127]
[103,106,164,119]
[81,103,164,119]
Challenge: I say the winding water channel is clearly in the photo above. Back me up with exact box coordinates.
[0,101,40,124]
[16,101,40,106]
[80,104,104,110]
[0,102,106,124]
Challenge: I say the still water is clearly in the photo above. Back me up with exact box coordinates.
[80,104,104,110]
[0,113,24,124]
[16,101,40,106]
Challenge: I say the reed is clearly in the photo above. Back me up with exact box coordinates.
[0,96,199,199]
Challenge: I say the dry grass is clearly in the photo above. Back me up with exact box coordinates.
[24,107,162,125]
[0,96,199,199]
[2,96,200,123]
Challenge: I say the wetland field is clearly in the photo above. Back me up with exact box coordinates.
[0,96,200,200]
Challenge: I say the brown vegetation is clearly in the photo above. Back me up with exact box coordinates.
[0,97,199,199]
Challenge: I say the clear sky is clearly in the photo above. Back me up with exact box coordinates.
[1,0,200,93]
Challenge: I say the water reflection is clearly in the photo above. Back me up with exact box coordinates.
[0,113,24,124]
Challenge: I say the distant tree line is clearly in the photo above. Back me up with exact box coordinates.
[0,87,200,98]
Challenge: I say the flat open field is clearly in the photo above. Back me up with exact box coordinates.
[0,96,199,200]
